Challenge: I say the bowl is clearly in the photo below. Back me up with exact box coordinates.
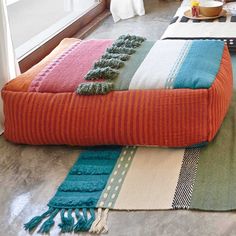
[200,1,223,17]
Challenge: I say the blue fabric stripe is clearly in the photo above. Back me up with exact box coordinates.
[173,40,225,89]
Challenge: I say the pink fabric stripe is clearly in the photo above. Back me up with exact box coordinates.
[29,39,113,93]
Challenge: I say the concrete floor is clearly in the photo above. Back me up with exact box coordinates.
[87,0,179,40]
[2,0,236,235]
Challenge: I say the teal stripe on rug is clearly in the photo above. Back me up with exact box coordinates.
[24,146,122,234]
[48,146,122,209]
[173,40,224,89]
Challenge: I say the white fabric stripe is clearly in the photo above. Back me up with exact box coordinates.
[129,40,187,90]
[113,147,184,210]
[165,41,191,89]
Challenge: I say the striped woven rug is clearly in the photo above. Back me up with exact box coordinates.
[24,90,236,234]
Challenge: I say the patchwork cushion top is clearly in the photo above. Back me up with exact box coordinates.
[16,38,225,95]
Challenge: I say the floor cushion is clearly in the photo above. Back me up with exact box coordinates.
[1,38,233,147]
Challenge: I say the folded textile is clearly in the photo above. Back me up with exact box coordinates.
[110,0,145,22]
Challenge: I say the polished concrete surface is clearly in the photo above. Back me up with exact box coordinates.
[87,0,179,40]
[2,0,236,235]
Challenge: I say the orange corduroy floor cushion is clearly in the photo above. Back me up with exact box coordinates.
[1,38,233,147]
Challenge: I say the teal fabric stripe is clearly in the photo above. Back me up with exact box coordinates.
[48,146,122,209]
[24,146,122,234]
[173,40,225,89]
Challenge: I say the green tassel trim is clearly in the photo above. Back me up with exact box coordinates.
[84,67,119,81]
[77,34,146,96]
[114,35,146,48]
[101,53,130,61]
[94,58,124,69]
[113,39,143,48]
[106,46,136,55]
[118,34,146,42]
[77,82,114,95]
[58,209,75,233]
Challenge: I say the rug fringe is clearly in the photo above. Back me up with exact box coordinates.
[37,208,60,234]
[58,209,74,233]
[24,207,55,231]
[89,208,109,234]
[24,207,97,234]
[90,208,102,231]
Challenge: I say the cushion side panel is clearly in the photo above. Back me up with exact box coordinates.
[208,45,233,141]
[2,89,208,147]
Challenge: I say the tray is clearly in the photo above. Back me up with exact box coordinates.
[184,9,227,20]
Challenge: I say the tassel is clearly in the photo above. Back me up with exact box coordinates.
[94,59,124,69]
[107,46,136,55]
[74,208,86,232]
[118,34,146,42]
[84,67,119,81]
[89,208,102,233]
[112,34,147,50]
[97,209,109,234]
[37,219,54,234]
[102,53,130,61]
[77,82,114,95]
[74,208,95,232]
[89,208,109,234]
[79,208,89,231]
[24,207,54,232]
[113,39,143,48]
[37,208,60,234]
[83,208,95,231]
[58,209,75,233]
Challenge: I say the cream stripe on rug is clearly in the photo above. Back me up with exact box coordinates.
[113,147,184,210]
